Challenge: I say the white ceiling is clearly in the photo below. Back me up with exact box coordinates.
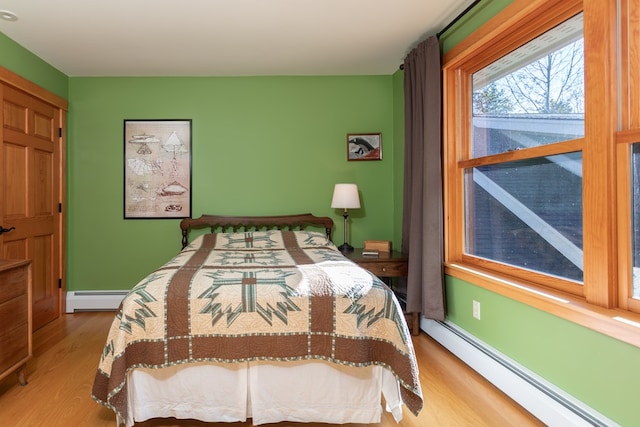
[0,0,474,77]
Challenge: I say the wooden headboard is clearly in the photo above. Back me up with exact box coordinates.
[179,213,334,249]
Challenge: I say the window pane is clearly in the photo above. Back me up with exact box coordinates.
[633,144,640,299]
[471,13,584,158]
[465,153,583,282]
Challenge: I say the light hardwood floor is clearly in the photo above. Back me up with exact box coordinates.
[0,312,544,427]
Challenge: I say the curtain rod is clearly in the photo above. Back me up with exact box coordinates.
[399,0,483,70]
[436,0,483,38]
[400,0,482,70]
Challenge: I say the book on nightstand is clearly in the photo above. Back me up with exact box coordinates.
[362,249,379,257]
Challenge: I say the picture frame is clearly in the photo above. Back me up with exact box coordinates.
[124,119,192,219]
[347,133,382,161]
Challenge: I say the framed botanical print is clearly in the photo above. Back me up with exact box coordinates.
[124,119,192,219]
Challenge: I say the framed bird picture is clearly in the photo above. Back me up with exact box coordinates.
[347,133,382,161]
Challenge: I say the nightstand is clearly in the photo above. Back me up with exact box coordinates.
[344,249,420,336]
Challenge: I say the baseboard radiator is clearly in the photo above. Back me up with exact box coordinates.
[65,291,128,313]
[422,319,619,427]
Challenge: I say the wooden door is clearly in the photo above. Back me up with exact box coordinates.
[1,82,64,330]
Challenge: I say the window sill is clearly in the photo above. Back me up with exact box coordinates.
[445,262,640,349]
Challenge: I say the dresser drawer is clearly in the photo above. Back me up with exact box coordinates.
[0,322,29,373]
[0,296,29,333]
[357,261,408,277]
[0,265,27,304]
[0,260,32,384]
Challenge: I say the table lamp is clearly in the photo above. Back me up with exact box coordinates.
[331,183,360,252]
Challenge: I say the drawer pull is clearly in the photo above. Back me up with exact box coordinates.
[382,267,387,272]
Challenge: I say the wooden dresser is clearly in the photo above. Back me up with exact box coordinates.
[0,260,32,385]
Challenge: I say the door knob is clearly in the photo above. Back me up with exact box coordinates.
[0,226,16,235]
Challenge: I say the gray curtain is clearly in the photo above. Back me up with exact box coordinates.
[401,35,445,320]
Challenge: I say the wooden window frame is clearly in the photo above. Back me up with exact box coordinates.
[617,0,640,314]
[443,0,640,348]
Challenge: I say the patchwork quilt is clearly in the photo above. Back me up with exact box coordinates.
[91,230,423,422]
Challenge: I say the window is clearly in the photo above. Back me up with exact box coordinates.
[465,153,583,283]
[618,0,640,314]
[633,143,640,300]
[449,10,585,296]
[619,136,640,313]
[465,14,584,289]
[443,0,640,346]
[471,15,584,157]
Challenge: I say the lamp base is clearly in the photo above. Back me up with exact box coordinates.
[337,242,354,253]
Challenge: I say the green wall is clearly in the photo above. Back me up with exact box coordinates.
[447,277,638,425]
[0,32,68,99]
[67,76,398,291]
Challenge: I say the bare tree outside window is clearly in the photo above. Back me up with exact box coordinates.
[502,40,583,114]
[473,40,584,115]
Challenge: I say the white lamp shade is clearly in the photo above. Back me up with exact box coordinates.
[331,183,361,209]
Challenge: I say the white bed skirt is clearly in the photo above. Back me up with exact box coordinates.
[123,360,405,426]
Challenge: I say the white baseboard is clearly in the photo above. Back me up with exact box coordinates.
[65,291,128,313]
[421,319,618,427]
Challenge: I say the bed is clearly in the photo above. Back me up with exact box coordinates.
[92,213,423,426]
